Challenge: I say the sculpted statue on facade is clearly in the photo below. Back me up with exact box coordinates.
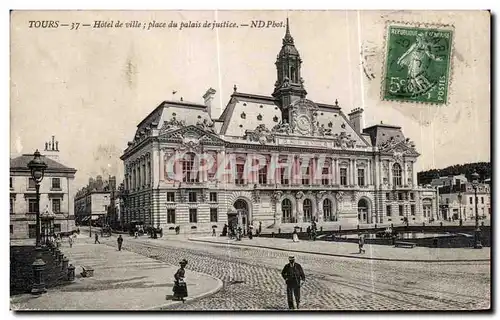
[196,117,215,133]
[159,116,186,134]
[271,191,283,203]
[333,132,356,149]
[272,121,291,135]
[245,124,275,144]
[295,191,304,199]
[335,191,344,202]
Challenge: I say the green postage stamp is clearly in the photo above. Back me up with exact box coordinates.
[383,24,453,104]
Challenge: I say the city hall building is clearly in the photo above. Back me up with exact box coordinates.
[120,21,438,232]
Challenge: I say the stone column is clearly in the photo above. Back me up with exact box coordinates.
[331,158,336,185]
[296,198,303,223]
[388,160,393,188]
[402,160,407,187]
[353,159,357,186]
[412,162,417,186]
[335,158,340,185]
[270,153,278,184]
[367,159,371,186]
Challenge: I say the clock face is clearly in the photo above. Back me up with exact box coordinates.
[296,114,311,133]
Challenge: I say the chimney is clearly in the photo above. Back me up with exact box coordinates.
[348,108,364,134]
[203,88,217,118]
[43,135,60,162]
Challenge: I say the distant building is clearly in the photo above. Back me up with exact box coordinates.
[74,176,115,226]
[438,179,491,221]
[10,136,77,239]
[119,20,438,233]
[431,174,468,187]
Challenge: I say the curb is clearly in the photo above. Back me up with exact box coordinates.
[146,271,224,310]
[189,238,490,263]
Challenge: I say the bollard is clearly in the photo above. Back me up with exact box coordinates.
[67,264,75,282]
[271,232,275,238]
[62,257,69,271]
[31,255,47,295]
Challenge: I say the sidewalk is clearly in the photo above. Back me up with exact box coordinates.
[10,236,222,310]
[189,236,490,262]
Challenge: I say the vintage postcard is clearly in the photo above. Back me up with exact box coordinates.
[9,10,490,311]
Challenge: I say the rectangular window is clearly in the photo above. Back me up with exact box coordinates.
[189,208,197,223]
[235,164,245,185]
[28,178,36,189]
[167,209,175,224]
[188,192,197,203]
[386,193,390,200]
[28,224,36,238]
[386,205,391,216]
[398,193,403,201]
[52,198,61,213]
[302,166,310,185]
[481,197,484,204]
[399,205,404,216]
[28,199,38,213]
[10,198,14,214]
[209,192,217,202]
[10,225,13,235]
[322,167,329,186]
[210,208,218,222]
[411,204,416,216]
[340,168,347,186]
[167,192,175,202]
[257,165,267,184]
[52,178,61,190]
[357,168,365,186]
[280,167,289,185]
[470,197,473,204]
[410,193,415,201]
[10,177,13,189]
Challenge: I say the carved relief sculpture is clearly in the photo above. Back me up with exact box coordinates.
[245,124,276,144]
[271,191,283,203]
[295,191,304,199]
[159,117,186,134]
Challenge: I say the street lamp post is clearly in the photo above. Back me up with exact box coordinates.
[471,172,482,249]
[27,150,47,248]
[458,191,462,224]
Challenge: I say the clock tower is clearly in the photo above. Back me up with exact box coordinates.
[272,18,307,124]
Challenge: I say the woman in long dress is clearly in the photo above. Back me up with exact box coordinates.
[292,229,299,242]
[173,259,188,302]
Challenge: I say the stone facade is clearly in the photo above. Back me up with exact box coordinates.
[119,20,438,233]
[74,176,114,225]
[10,138,77,239]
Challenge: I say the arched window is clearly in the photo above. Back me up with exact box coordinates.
[358,198,368,223]
[303,199,312,222]
[392,163,402,186]
[290,66,296,82]
[182,153,198,183]
[282,199,292,223]
[422,198,432,219]
[323,199,335,221]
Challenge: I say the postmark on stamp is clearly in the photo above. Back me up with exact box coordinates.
[383,24,453,104]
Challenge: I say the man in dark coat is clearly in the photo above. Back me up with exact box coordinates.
[117,235,123,251]
[94,233,100,244]
[281,256,305,309]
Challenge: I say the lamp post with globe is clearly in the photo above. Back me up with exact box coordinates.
[27,150,47,248]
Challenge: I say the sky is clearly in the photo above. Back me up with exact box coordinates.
[10,10,490,190]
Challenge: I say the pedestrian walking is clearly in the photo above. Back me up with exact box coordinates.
[134,231,138,239]
[358,234,365,254]
[68,236,73,248]
[117,235,123,251]
[95,233,100,244]
[248,226,253,240]
[173,259,188,302]
[212,227,216,237]
[259,221,262,236]
[281,256,305,310]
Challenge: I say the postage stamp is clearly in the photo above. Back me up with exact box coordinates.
[383,24,453,104]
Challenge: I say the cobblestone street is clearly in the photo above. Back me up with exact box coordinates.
[112,236,491,311]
